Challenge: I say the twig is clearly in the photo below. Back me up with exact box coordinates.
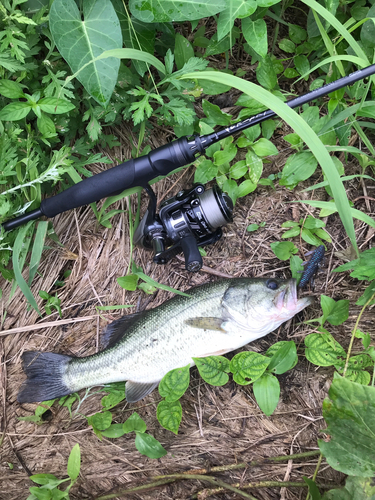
[7,435,33,477]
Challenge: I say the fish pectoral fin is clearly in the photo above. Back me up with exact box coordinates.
[184,317,225,332]
[125,380,159,403]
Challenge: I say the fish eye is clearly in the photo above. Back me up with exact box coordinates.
[266,279,279,290]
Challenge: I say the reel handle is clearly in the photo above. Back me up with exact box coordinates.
[180,235,203,272]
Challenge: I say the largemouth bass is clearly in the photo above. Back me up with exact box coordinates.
[18,278,312,404]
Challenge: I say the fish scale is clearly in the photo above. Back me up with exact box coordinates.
[18,278,312,404]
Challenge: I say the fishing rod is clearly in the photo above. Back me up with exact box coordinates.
[2,63,375,270]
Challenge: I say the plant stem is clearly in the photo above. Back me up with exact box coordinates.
[343,292,375,377]
[305,452,323,500]
[94,451,321,500]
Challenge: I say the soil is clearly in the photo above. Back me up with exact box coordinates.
[1,40,375,500]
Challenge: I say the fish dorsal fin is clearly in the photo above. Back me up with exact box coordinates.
[125,381,159,403]
[184,317,225,332]
[102,311,147,349]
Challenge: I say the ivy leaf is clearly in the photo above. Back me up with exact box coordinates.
[230,351,270,385]
[49,0,122,106]
[253,372,280,416]
[305,333,346,367]
[319,375,375,476]
[193,356,230,386]
[217,0,257,41]
[158,365,190,402]
[157,400,182,434]
[135,432,167,458]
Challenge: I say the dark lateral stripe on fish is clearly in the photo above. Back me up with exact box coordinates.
[298,245,325,289]
[18,352,73,403]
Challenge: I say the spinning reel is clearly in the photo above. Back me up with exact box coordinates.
[134,183,233,272]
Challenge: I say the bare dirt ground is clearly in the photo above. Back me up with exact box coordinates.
[1,107,375,499]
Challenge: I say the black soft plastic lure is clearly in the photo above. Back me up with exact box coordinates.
[298,245,325,289]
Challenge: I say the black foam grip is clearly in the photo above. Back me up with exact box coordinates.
[180,235,203,272]
[41,157,141,217]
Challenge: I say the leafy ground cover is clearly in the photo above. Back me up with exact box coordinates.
[1,0,375,499]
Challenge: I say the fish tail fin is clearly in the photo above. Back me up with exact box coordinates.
[18,351,73,403]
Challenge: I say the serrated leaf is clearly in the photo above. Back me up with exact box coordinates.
[305,333,346,366]
[253,372,280,416]
[319,376,375,476]
[67,443,80,481]
[135,432,167,458]
[230,351,270,385]
[157,400,182,434]
[159,365,190,402]
[193,356,230,386]
[129,0,226,22]
[123,412,147,433]
[49,0,122,106]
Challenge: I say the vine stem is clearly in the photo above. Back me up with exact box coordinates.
[305,453,323,500]
[94,451,321,500]
[343,291,375,377]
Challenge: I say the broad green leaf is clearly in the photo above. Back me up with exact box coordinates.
[230,160,248,179]
[242,18,267,58]
[202,100,231,126]
[134,271,191,297]
[217,0,257,41]
[101,390,126,410]
[251,138,278,157]
[49,0,122,106]
[29,487,54,499]
[117,274,139,291]
[305,333,346,366]
[319,376,375,476]
[174,34,194,70]
[67,443,80,481]
[289,24,307,44]
[322,475,375,500]
[193,356,230,386]
[0,80,25,98]
[230,351,270,385]
[135,432,167,458]
[270,241,298,261]
[279,152,318,188]
[356,281,375,306]
[253,372,280,416]
[159,365,190,402]
[0,101,32,121]
[256,55,277,89]
[38,98,75,115]
[321,295,349,325]
[37,114,56,137]
[123,412,147,433]
[89,411,112,431]
[101,423,126,438]
[30,474,59,485]
[279,38,296,53]
[214,142,237,166]
[246,150,263,184]
[129,0,227,22]
[303,215,325,230]
[301,228,324,246]
[290,255,304,282]
[294,55,310,79]
[267,341,298,374]
[194,158,218,184]
[238,179,257,197]
[303,477,322,500]
[157,400,182,434]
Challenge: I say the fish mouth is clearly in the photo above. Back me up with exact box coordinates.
[274,279,313,313]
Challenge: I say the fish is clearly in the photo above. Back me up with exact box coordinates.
[298,245,325,289]
[18,278,312,404]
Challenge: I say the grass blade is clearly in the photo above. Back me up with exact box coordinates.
[12,222,41,314]
[297,200,375,229]
[180,70,359,255]
[28,221,48,286]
